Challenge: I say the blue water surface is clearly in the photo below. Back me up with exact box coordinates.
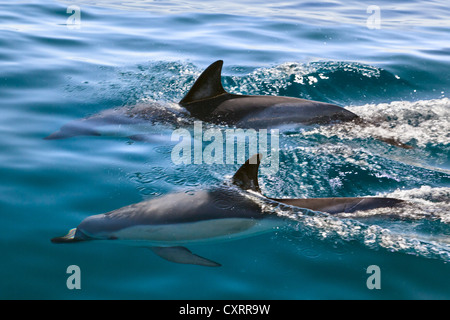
[0,0,449,299]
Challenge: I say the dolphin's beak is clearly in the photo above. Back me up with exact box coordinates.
[43,127,101,140]
[43,130,68,140]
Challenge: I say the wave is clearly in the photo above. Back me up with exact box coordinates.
[293,98,450,173]
[346,98,450,147]
[92,60,414,107]
[336,186,450,223]
[303,98,450,148]
[223,60,414,105]
[56,0,450,29]
[263,186,450,262]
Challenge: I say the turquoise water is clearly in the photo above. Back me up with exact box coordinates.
[1,0,449,299]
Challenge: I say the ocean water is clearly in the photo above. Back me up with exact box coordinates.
[0,0,449,300]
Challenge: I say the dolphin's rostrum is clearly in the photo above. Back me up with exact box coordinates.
[51,154,404,267]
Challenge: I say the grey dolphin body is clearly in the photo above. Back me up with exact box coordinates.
[179,60,411,148]
[179,60,359,129]
[44,102,189,140]
[45,60,412,148]
[44,60,358,139]
[51,154,404,267]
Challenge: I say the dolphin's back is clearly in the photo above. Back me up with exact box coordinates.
[220,96,358,128]
[273,197,404,215]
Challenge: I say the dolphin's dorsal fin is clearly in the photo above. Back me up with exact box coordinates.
[232,153,262,193]
[179,60,227,105]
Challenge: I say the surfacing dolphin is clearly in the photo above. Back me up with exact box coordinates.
[51,154,404,267]
[179,60,411,148]
[45,60,411,148]
[44,102,190,140]
[179,60,360,129]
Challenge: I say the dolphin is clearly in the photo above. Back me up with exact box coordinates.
[45,59,355,139]
[44,102,191,140]
[51,154,404,267]
[45,60,412,148]
[179,60,412,148]
[179,60,359,128]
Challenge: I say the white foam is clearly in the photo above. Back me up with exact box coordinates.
[258,185,450,262]
[304,98,450,147]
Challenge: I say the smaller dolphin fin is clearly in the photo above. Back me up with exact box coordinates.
[179,60,227,105]
[232,153,262,193]
[150,246,221,267]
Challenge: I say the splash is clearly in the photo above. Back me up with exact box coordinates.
[296,98,450,173]
[304,97,450,148]
[230,185,447,263]
[345,98,450,147]
[269,194,450,263]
